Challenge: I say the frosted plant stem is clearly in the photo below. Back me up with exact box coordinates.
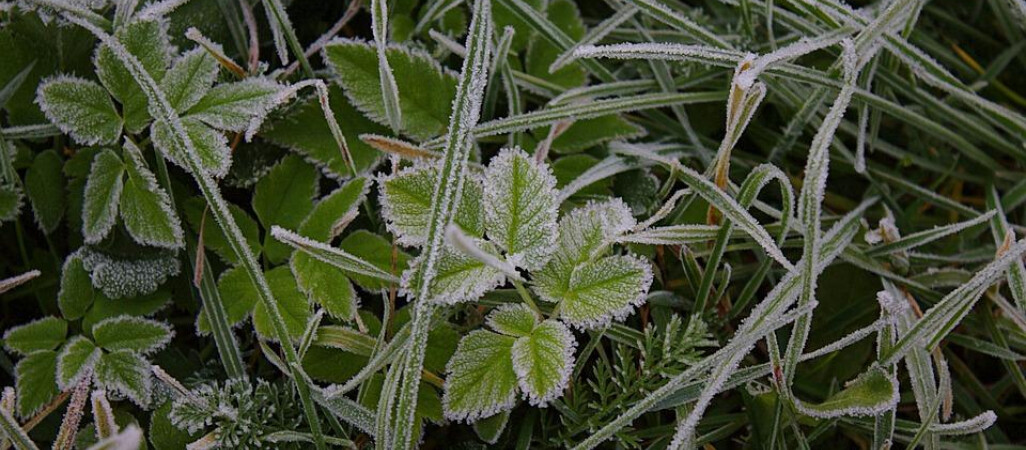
[261,0,314,77]
[388,0,492,448]
[62,15,327,450]
[371,0,403,133]
[0,403,36,450]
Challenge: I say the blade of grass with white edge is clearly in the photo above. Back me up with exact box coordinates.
[572,197,874,450]
[260,0,313,77]
[270,226,400,283]
[620,0,730,48]
[882,239,1026,366]
[549,4,638,73]
[781,39,863,394]
[386,0,492,448]
[863,211,996,257]
[59,15,329,450]
[371,0,402,134]
[0,389,38,450]
[986,187,1026,313]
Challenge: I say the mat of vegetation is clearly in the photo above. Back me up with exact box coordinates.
[1,0,1025,448]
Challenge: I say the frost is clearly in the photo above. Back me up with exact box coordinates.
[400,239,506,305]
[270,226,399,283]
[486,303,538,338]
[90,390,119,439]
[57,336,101,390]
[187,77,283,133]
[76,247,181,299]
[573,42,743,66]
[931,411,997,435]
[151,117,233,179]
[511,320,576,406]
[537,254,653,330]
[550,5,638,73]
[81,148,125,244]
[794,367,900,419]
[556,156,635,203]
[161,48,218,113]
[121,139,185,249]
[483,148,559,270]
[446,225,521,280]
[95,349,153,407]
[36,75,122,145]
[442,330,518,423]
[377,162,485,246]
[92,315,174,354]
[1,316,66,356]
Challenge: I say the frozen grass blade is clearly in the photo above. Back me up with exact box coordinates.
[986,187,1026,313]
[270,226,400,283]
[386,0,492,447]
[549,5,638,73]
[260,0,313,77]
[371,0,403,134]
[864,211,996,257]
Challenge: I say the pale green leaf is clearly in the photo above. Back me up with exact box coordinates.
[401,240,505,305]
[95,349,152,407]
[14,350,59,418]
[2,316,66,356]
[37,76,122,145]
[120,141,184,249]
[442,330,518,423]
[161,48,217,113]
[795,366,899,418]
[323,39,457,140]
[511,319,575,405]
[486,303,538,338]
[81,149,125,244]
[379,163,484,246]
[94,18,171,133]
[151,117,232,178]
[56,336,101,389]
[542,254,652,329]
[186,77,281,132]
[483,148,558,270]
[92,316,173,354]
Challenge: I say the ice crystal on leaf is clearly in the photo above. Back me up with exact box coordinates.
[482,147,559,271]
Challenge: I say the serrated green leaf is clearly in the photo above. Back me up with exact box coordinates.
[0,184,22,222]
[402,240,505,305]
[95,349,152,407]
[161,48,217,113]
[253,155,318,264]
[186,77,281,132]
[14,350,59,418]
[323,39,457,140]
[483,148,558,270]
[442,330,518,423]
[81,290,171,333]
[95,18,171,133]
[120,142,184,249]
[795,366,899,418]
[379,163,484,246]
[540,254,652,329]
[299,176,369,241]
[24,149,65,233]
[252,266,311,341]
[92,316,173,354]
[56,336,100,389]
[183,197,261,265]
[292,252,358,321]
[487,303,538,337]
[525,0,586,89]
[512,319,575,405]
[472,410,510,445]
[37,77,122,145]
[75,247,180,300]
[151,116,232,178]
[3,317,66,357]
[263,85,385,178]
[81,149,125,244]
[59,255,96,320]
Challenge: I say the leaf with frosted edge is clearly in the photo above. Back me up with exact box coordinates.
[24,149,65,234]
[57,336,101,389]
[92,316,173,354]
[371,0,402,133]
[160,48,218,113]
[864,211,995,257]
[76,247,181,299]
[795,367,899,418]
[379,163,485,246]
[483,147,558,270]
[442,330,518,423]
[545,255,652,329]
[59,256,95,321]
[95,349,152,407]
[37,76,122,146]
[473,410,510,445]
[299,177,369,241]
[0,184,23,222]
[14,350,58,419]
[618,224,722,245]
[252,266,312,342]
[292,252,358,321]
[186,77,282,132]
[151,117,232,178]
[323,39,458,140]
[487,303,538,338]
[94,18,171,133]
[82,149,125,244]
[120,141,185,249]
[401,240,506,305]
[2,316,67,356]
[271,226,401,284]
[512,320,575,405]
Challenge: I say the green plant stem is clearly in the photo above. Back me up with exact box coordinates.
[512,279,543,318]
[261,0,314,78]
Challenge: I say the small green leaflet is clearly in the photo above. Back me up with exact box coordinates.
[401,239,506,305]
[94,18,171,133]
[483,148,558,270]
[81,149,125,243]
[186,77,282,133]
[120,141,185,249]
[151,116,232,178]
[95,349,152,407]
[323,39,458,140]
[36,76,123,145]
[92,316,173,354]
[2,316,67,355]
[795,366,899,418]
[379,162,485,246]
[57,336,101,389]
[160,48,218,113]
[444,305,575,421]
[14,351,59,418]
[214,266,310,341]
[24,149,65,233]
[252,155,319,264]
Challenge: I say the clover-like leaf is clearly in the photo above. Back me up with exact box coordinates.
[95,349,152,407]
[56,336,101,389]
[81,149,125,244]
[120,142,184,249]
[379,162,484,246]
[401,239,505,305]
[795,366,899,418]
[14,350,59,418]
[511,320,575,406]
[92,316,173,354]
[442,330,518,423]
[36,76,122,145]
[483,148,558,270]
[2,316,66,356]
